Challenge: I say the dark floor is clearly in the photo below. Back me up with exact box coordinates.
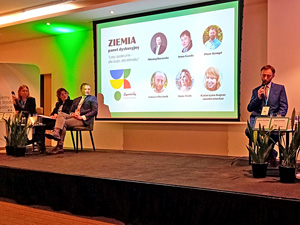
[1,148,300,200]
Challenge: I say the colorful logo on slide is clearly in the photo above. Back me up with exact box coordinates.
[110,69,131,101]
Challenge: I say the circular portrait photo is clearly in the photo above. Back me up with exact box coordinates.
[150,33,167,55]
[180,30,193,53]
[203,25,223,50]
[204,67,221,91]
[176,69,194,92]
[151,71,168,93]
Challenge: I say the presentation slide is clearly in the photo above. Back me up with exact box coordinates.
[94,0,241,120]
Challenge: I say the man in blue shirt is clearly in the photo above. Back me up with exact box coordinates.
[205,27,221,50]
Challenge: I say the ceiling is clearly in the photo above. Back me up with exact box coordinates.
[0,0,213,44]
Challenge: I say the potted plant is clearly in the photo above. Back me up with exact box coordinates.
[3,116,17,155]
[246,121,274,178]
[278,108,300,183]
[4,113,31,157]
[14,113,32,157]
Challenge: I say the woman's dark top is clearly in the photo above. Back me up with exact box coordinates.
[50,97,73,115]
[14,97,37,116]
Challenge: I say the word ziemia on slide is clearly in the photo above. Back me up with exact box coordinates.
[108,37,136,46]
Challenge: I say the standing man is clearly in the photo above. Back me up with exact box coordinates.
[46,83,98,154]
[204,27,221,50]
[247,65,288,165]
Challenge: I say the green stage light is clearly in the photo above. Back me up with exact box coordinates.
[34,23,88,35]
[52,27,74,33]
[54,30,90,96]
[32,22,91,96]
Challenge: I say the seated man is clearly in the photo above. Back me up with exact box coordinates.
[45,83,98,154]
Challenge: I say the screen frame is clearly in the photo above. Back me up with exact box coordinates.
[93,0,244,122]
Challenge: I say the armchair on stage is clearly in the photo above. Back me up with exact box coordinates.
[67,118,95,153]
[39,115,96,153]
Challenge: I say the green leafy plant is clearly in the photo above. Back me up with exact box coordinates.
[246,121,274,164]
[278,108,300,168]
[4,115,16,146]
[4,113,31,148]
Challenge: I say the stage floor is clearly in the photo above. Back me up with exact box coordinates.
[0,148,300,200]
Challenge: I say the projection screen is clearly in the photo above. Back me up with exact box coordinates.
[94,0,243,120]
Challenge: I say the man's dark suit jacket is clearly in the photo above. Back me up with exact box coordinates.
[70,95,98,126]
[153,45,166,55]
[247,82,288,127]
[14,97,37,115]
[50,97,73,115]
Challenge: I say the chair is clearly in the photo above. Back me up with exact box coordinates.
[67,118,95,153]
[36,107,44,115]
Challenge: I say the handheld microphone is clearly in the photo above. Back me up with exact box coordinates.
[11,91,18,104]
[260,84,265,99]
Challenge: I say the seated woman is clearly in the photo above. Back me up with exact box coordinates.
[43,88,73,129]
[12,85,36,117]
[51,88,73,118]
[12,85,36,145]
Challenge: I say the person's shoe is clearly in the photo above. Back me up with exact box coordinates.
[45,130,61,141]
[26,139,34,145]
[46,145,64,155]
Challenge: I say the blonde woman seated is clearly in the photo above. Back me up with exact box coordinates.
[204,67,221,91]
[12,85,36,117]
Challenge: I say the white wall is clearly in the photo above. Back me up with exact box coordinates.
[268,0,300,117]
